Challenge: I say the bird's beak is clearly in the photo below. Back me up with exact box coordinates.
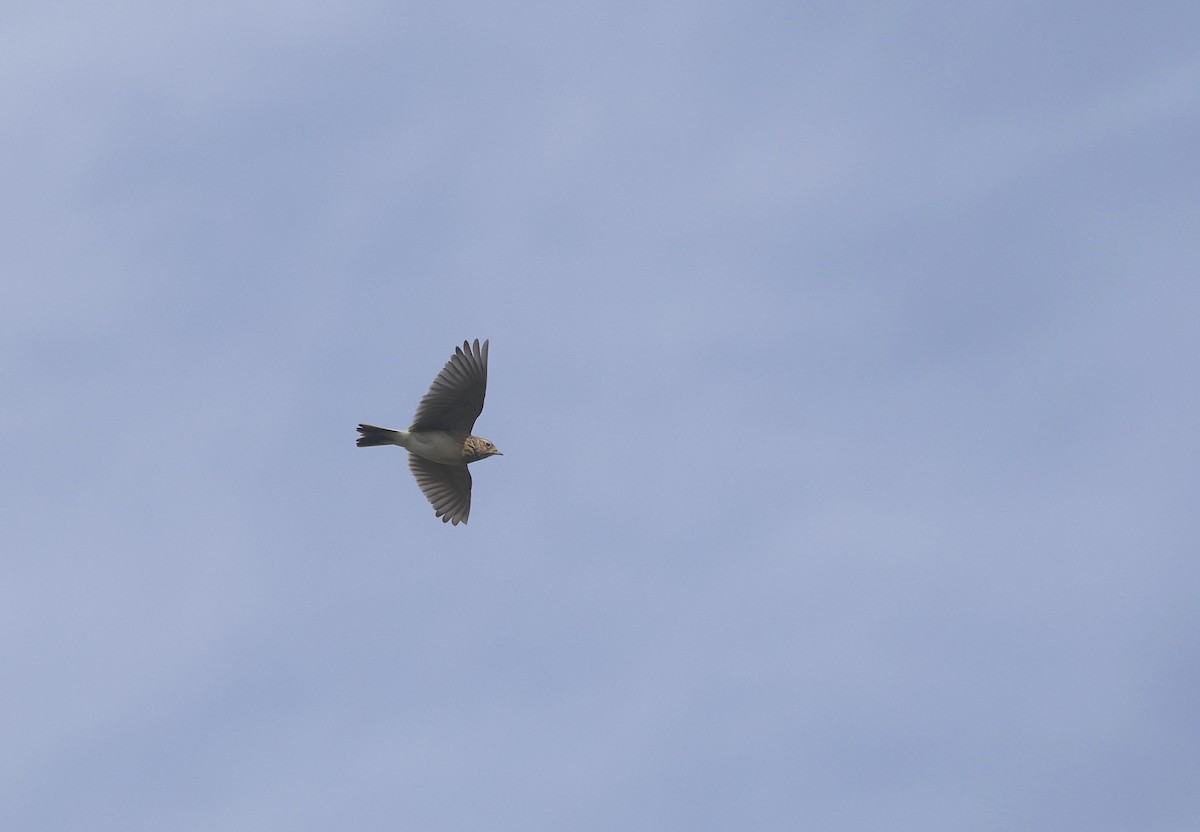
[494,449,504,455]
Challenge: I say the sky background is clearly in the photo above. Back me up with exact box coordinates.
[4,2,1200,829]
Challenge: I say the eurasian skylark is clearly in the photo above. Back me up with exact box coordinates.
[357,339,501,525]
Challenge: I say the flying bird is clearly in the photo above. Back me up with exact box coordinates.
[357,339,501,525]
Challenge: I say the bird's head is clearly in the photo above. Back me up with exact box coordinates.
[464,436,503,463]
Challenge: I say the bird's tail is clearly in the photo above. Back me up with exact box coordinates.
[357,424,402,447]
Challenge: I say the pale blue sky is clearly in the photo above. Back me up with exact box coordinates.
[4,2,1200,830]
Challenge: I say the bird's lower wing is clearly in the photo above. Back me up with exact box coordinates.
[408,454,473,525]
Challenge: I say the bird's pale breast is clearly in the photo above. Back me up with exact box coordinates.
[403,430,466,464]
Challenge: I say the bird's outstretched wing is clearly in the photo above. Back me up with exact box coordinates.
[408,453,473,525]
[410,339,488,434]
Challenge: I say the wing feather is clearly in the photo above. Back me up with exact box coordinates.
[410,339,489,433]
[408,453,473,525]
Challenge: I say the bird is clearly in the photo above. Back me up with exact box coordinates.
[357,339,501,525]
